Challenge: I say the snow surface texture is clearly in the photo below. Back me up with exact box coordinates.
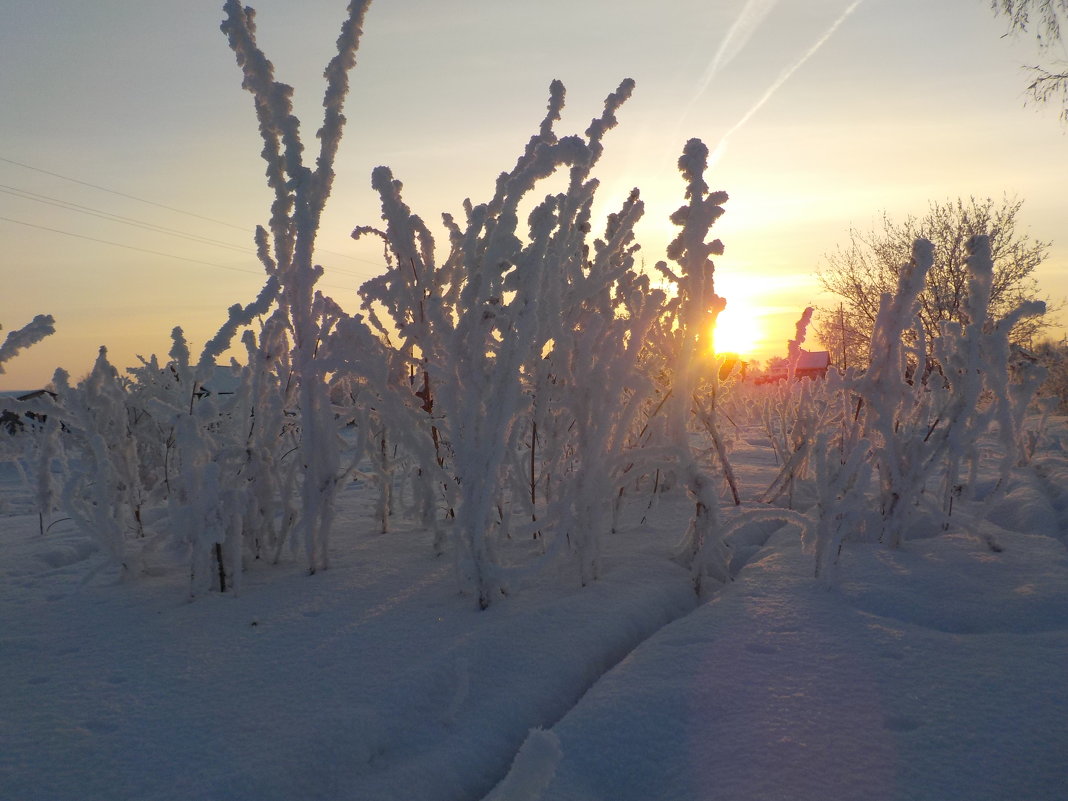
[2,420,1067,800]
[504,530,1068,801]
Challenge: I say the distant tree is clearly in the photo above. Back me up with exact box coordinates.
[1033,337,1068,410]
[816,196,1054,367]
[813,303,868,371]
[992,0,1068,121]
[761,355,789,380]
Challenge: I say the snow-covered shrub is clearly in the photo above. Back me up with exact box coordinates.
[755,308,837,508]
[42,336,267,592]
[846,239,935,549]
[652,138,733,592]
[220,0,373,574]
[802,236,1048,576]
[123,324,299,595]
[357,78,657,607]
[48,0,377,591]
[529,191,667,587]
[926,236,1046,516]
[316,315,450,544]
[49,350,147,575]
[759,377,840,509]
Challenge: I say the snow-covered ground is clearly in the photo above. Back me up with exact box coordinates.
[2,420,1067,801]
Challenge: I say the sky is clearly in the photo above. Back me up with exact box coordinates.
[2,0,1067,389]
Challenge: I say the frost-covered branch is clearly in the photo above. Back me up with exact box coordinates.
[357,79,652,607]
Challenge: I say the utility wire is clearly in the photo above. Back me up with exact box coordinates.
[1,214,264,275]
[0,184,253,254]
[0,183,373,280]
[0,155,251,232]
[0,214,357,294]
[0,154,387,270]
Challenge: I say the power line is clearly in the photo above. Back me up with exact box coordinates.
[0,182,375,280]
[0,184,253,254]
[0,215,265,275]
[0,154,389,271]
[0,214,359,295]
[0,155,251,232]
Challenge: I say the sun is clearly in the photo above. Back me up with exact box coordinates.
[711,297,764,358]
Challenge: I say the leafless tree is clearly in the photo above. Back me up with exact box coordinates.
[813,303,869,371]
[816,197,1054,366]
[1033,337,1068,410]
[992,0,1068,121]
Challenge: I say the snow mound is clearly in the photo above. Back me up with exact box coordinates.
[512,528,1068,801]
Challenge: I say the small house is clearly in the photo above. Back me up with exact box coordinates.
[795,350,831,380]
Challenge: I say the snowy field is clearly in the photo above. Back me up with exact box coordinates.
[2,416,1067,801]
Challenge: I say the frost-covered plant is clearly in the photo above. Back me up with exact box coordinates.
[60,0,378,590]
[358,78,658,607]
[856,239,937,546]
[807,412,874,578]
[221,0,373,573]
[800,239,941,569]
[654,138,732,592]
[760,378,839,508]
[48,334,272,593]
[757,307,834,507]
[232,314,303,565]
[162,357,245,594]
[49,349,147,576]
[802,235,1048,576]
[52,275,308,595]
[529,191,666,586]
[124,326,290,594]
[926,236,1046,517]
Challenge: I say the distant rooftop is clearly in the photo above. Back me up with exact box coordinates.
[796,350,831,370]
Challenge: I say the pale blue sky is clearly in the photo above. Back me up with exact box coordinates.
[2,0,1066,388]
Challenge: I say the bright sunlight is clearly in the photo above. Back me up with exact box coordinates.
[711,295,763,357]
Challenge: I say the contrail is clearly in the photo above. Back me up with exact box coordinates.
[709,0,865,165]
[679,0,780,129]
[701,0,780,93]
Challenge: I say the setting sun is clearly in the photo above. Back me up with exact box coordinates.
[711,294,764,358]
